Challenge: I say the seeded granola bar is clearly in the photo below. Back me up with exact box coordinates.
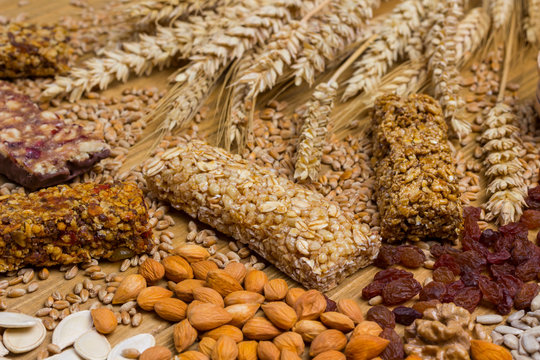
[0,82,110,189]
[0,182,152,272]
[0,23,72,78]
[144,140,381,291]
[372,94,463,243]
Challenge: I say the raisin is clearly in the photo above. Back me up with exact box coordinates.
[382,277,422,305]
[373,268,414,283]
[430,244,460,258]
[511,239,535,265]
[419,281,446,301]
[399,246,425,268]
[480,228,501,247]
[362,281,386,300]
[487,249,511,265]
[478,276,502,304]
[366,305,395,329]
[412,300,440,314]
[497,289,513,315]
[499,222,529,242]
[461,236,489,258]
[324,295,337,312]
[456,250,487,272]
[516,258,540,282]
[378,327,404,360]
[453,287,482,313]
[374,244,401,268]
[392,306,422,326]
[432,267,455,284]
[433,254,460,275]
[490,263,516,278]
[442,280,465,303]
[498,274,523,298]
[463,206,482,241]
[526,185,540,209]
[520,210,540,229]
[514,282,539,310]
[460,270,481,287]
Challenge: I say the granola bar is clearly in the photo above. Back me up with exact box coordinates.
[0,182,152,272]
[0,82,110,189]
[0,23,72,78]
[143,140,381,291]
[372,94,463,243]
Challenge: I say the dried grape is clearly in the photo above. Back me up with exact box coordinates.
[479,228,501,247]
[486,249,511,265]
[374,244,401,268]
[514,282,539,310]
[432,267,455,284]
[373,268,413,283]
[453,287,482,313]
[366,305,395,329]
[478,276,502,304]
[392,306,422,326]
[498,274,523,298]
[526,185,540,209]
[399,246,425,268]
[456,250,487,272]
[516,258,540,282]
[324,295,337,312]
[442,280,465,303]
[497,289,513,315]
[378,327,404,360]
[412,300,440,314]
[433,254,460,275]
[382,277,422,305]
[419,281,446,301]
[362,281,385,300]
[463,206,482,241]
[520,209,540,229]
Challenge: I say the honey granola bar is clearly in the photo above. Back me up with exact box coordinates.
[143,140,381,291]
[372,94,463,243]
[0,23,72,78]
[0,82,110,189]
[0,182,152,272]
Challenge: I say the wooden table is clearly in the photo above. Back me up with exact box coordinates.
[0,0,539,358]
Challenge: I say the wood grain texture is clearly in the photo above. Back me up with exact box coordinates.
[0,0,538,358]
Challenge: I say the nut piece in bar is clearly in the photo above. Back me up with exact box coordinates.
[0,23,72,78]
[0,82,110,189]
[371,94,463,243]
[0,182,152,272]
[143,140,381,291]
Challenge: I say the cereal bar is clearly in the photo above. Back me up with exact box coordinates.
[372,94,463,243]
[0,182,152,272]
[144,140,381,291]
[0,23,72,78]
[0,82,110,189]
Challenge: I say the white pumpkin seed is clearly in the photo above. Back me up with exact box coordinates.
[74,330,110,360]
[52,310,93,350]
[107,334,155,360]
[0,339,7,356]
[0,311,38,328]
[476,314,503,325]
[3,319,46,353]
[45,348,83,359]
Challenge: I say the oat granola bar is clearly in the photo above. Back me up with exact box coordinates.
[0,182,152,272]
[0,82,110,189]
[144,140,381,291]
[372,94,463,243]
[0,23,72,78]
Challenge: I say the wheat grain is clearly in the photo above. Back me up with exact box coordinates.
[525,0,540,44]
[454,7,491,64]
[490,0,515,30]
[126,0,222,27]
[480,103,527,225]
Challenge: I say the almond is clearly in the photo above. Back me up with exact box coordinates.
[178,351,210,360]
[273,332,304,355]
[140,346,172,360]
[257,341,280,360]
[285,288,305,307]
[224,262,247,284]
[310,329,347,356]
[242,317,282,340]
[344,334,389,360]
[470,339,512,360]
[225,303,260,327]
[173,279,206,302]
[264,279,288,301]
[199,337,217,357]
[193,287,225,307]
[192,261,219,280]
[203,325,244,343]
[207,270,243,297]
[351,321,382,338]
[174,319,198,353]
[294,290,326,320]
[312,350,346,360]
[188,300,206,313]
[336,299,363,324]
[90,308,117,335]
[292,320,327,342]
[175,244,210,263]
[139,258,165,283]
[112,274,147,304]
[154,297,188,321]
[136,286,173,311]
[212,335,238,360]
[162,255,193,282]
[238,341,258,360]
[320,312,354,333]
[224,291,265,306]
[280,349,301,360]
[188,302,233,331]
[261,302,297,330]
[244,269,268,293]
[404,356,422,360]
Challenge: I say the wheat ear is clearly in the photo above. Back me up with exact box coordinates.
[525,0,540,44]
[454,7,491,64]
[126,0,222,27]
[490,0,515,30]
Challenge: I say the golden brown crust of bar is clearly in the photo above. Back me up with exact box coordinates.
[0,182,152,272]
[372,94,463,243]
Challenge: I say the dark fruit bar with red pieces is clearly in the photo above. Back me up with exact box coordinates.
[371,94,463,243]
[0,182,152,272]
[0,82,109,189]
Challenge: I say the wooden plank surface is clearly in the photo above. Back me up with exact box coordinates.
[0,0,539,358]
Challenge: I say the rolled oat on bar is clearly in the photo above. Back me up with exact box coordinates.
[0,182,152,272]
[143,140,381,291]
[372,94,463,243]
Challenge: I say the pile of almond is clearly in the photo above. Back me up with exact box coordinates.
[100,244,401,360]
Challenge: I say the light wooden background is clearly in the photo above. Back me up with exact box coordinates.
[0,0,539,358]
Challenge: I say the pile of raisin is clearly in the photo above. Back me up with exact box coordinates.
[362,268,422,305]
[374,244,426,268]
